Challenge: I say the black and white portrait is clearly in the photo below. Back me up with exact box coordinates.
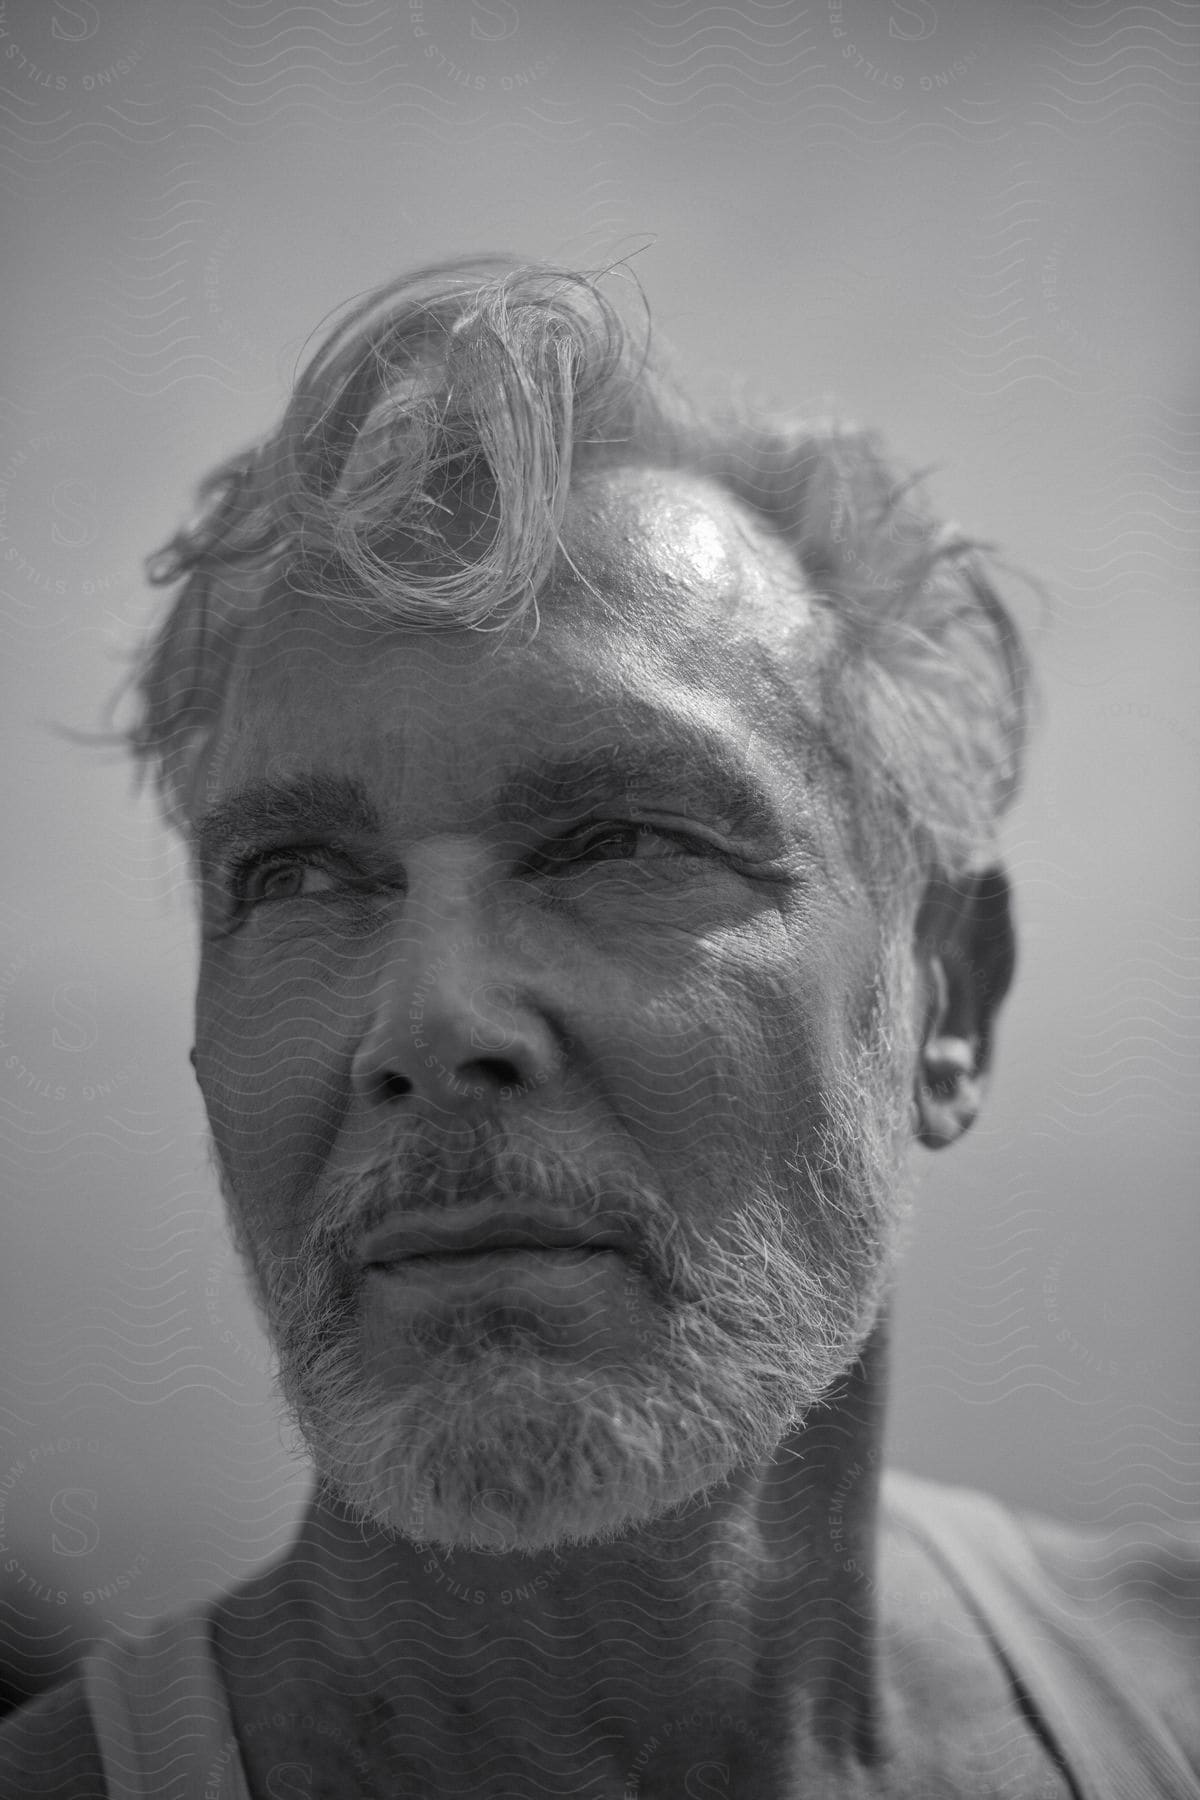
[2,4,1196,1796]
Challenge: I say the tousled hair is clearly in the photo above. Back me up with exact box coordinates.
[124,255,1032,883]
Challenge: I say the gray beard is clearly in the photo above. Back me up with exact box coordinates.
[220,984,915,1554]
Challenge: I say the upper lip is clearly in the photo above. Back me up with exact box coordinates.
[358,1207,635,1268]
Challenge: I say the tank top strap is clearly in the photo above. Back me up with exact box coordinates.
[80,1603,253,1800]
[883,1472,1200,1800]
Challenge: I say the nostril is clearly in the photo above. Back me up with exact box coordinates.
[364,1054,536,1108]
[469,1057,522,1088]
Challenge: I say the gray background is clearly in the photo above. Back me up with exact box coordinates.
[1,0,1197,1685]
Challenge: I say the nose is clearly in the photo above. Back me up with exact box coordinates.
[350,903,563,1114]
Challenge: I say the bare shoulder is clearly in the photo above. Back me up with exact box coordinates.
[0,1677,107,1799]
[1020,1506,1200,1765]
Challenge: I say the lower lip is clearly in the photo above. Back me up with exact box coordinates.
[359,1249,641,1371]
[367,1247,620,1283]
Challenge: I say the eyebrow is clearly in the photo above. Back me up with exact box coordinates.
[492,736,792,849]
[192,730,796,874]
[193,772,380,875]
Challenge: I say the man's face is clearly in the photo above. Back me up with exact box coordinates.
[192,467,918,1552]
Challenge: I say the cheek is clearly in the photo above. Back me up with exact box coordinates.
[590,915,835,1184]
[194,935,372,1205]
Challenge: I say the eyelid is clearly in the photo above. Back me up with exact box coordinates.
[225,842,350,903]
[585,818,702,841]
[534,817,720,869]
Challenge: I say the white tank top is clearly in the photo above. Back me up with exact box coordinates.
[81,1605,252,1799]
[78,1473,1200,1798]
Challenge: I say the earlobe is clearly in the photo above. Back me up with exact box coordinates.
[914,1017,983,1148]
[911,865,1015,1151]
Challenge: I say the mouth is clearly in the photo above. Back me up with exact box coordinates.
[360,1246,631,1322]
[357,1208,636,1271]
[356,1243,643,1372]
[366,1245,621,1274]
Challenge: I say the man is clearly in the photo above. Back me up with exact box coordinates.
[2,257,1196,1798]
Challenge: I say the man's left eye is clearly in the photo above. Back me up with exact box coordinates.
[235,851,342,904]
[556,823,705,867]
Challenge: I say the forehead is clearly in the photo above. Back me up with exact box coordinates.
[198,467,832,817]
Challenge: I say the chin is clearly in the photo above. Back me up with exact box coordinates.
[275,1256,891,1556]
[293,1379,762,1554]
[301,1369,728,1553]
[271,1243,904,1559]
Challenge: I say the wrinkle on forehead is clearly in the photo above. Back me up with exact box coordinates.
[201,467,831,813]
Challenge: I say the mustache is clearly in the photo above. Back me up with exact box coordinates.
[284,1119,700,1305]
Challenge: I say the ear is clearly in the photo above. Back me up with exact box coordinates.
[912,866,1015,1149]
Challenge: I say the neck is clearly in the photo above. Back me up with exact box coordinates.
[274,1318,892,1786]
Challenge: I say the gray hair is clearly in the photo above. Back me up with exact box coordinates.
[124,255,1032,881]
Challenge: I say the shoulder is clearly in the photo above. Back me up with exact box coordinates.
[880,1469,1200,1778]
[0,1676,107,1799]
[1018,1504,1200,1765]
[873,1478,1073,1796]
[1018,1503,1200,1626]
